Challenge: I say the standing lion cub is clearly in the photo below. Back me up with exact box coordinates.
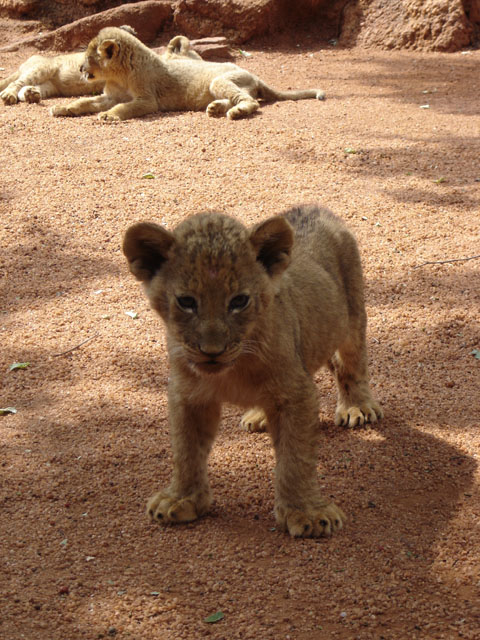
[123,205,383,538]
[51,26,325,121]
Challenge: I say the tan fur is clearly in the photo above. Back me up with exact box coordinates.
[0,30,196,106]
[123,205,383,538]
[0,51,104,105]
[162,35,203,61]
[50,26,326,122]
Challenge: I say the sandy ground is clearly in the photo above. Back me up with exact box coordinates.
[1,22,479,640]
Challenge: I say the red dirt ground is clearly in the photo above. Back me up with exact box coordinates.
[1,21,479,640]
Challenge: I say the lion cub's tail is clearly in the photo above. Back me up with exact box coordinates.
[257,80,325,102]
[0,71,19,92]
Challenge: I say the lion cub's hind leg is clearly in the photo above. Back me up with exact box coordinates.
[240,407,268,433]
[330,333,383,428]
[18,85,42,103]
[19,79,60,103]
[1,59,56,105]
[208,72,260,120]
[206,98,230,117]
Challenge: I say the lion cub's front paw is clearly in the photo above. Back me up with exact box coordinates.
[276,502,346,538]
[146,489,211,524]
[50,105,71,117]
[335,401,383,428]
[1,89,18,105]
[98,111,121,122]
[240,408,268,433]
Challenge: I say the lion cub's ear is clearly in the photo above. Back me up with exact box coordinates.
[123,222,175,282]
[98,39,119,60]
[249,216,294,277]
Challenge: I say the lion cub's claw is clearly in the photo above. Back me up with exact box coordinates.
[240,408,268,433]
[279,503,346,538]
[98,111,121,122]
[227,99,260,120]
[335,401,384,428]
[50,105,70,117]
[1,89,17,105]
[147,492,199,524]
[21,86,41,103]
[206,99,229,117]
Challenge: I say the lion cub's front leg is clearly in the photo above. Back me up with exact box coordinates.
[147,395,220,525]
[147,487,211,523]
[99,97,158,122]
[269,377,347,538]
[50,94,118,117]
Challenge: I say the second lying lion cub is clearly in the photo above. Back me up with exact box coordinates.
[123,205,383,537]
[51,26,325,121]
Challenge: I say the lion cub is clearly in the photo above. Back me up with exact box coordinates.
[123,205,383,537]
[51,26,325,122]
[0,50,104,106]
[0,31,197,106]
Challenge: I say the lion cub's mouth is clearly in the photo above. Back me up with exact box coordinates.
[192,359,232,375]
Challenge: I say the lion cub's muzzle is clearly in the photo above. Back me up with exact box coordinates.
[80,61,96,81]
[187,342,241,375]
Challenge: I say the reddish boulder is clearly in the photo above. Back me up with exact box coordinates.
[340,0,476,52]
[153,36,233,60]
[0,0,37,18]
[1,0,479,52]
[0,0,173,52]
[173,0,282,42]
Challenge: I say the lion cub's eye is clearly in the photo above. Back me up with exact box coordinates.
[176,296,198,313]
[228,294,250,313]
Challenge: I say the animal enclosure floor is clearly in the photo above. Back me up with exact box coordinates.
[1,22,479,640]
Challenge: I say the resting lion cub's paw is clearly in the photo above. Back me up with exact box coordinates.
[1,88,17,105]
[206,99,230,117]
[19,86,41,103]
[276,503,346,538]
[50,105,70,117]
[98,111,121,122]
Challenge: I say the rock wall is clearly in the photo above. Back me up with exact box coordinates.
[1,0,479,51]
[340,0,479,52]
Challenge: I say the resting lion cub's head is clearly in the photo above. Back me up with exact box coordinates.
[81,28,121,82]
[123,213,292,375]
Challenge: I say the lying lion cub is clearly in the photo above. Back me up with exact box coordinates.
[0,32,198,106]
[123,205,383,537]
[51,26,325,121]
